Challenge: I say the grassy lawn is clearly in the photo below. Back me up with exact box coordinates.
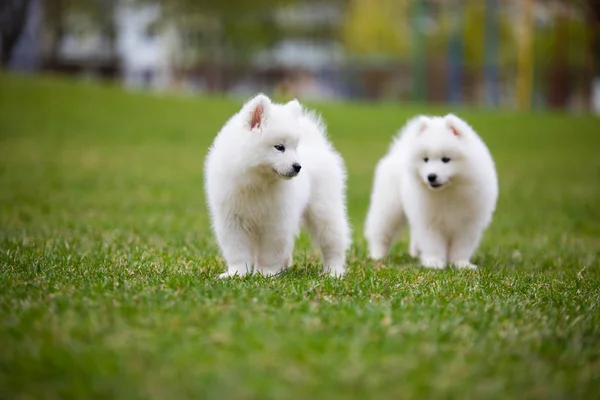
[0,74,599,399]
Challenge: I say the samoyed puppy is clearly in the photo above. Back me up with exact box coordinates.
[364,114,498,269]
[205,93,351,278]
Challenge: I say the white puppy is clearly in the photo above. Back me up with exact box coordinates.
[205,94,351,277]
[365,114,498,269]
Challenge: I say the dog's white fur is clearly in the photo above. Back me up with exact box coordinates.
[365,114,498,269]
[205,94,351,277]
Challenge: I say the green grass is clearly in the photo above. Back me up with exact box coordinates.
[0,74,599,400]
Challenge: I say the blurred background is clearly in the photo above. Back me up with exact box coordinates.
[2,0,599,114]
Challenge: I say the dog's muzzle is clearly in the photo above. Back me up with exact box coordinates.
[279,163,301,179]
[281,170,299,179]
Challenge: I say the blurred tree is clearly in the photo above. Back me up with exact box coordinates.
[142,0,297,91]
[516,0,534,110]
[433,0,514,105]
[149,0,302,63]
[0,0,31,65]
[587,0,600,77]
[483,0,499,106]
[585,0,600,111]
[411,0,426,101]
[462,0,516,69]
[533,2,588,109]
[462,0,483,69]
[341,0,411,59]
[548,3,570,109]
[156,0,294,16]
[445,0,465,104]
[42,0,117,63]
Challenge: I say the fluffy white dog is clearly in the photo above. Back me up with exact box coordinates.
[364,114,498,269]
[205,94,351,277]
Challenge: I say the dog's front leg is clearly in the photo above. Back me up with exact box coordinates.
[409,234,420,258]
[416,228,447,269]
[215,223,254,278]
[255,231,293,277]
[448,228,481,270]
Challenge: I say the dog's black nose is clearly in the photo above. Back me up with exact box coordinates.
[292,163,302,173]
[427,173,437,182]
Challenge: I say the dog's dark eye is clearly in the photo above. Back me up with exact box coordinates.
[274,144,285,152]
[442,157,451,163]
[423,157,429,162]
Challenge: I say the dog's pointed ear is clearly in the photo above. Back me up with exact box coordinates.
[245,93,271,131]
[286,99,303,118]
[444,114,461,137]
[416,116,429,134]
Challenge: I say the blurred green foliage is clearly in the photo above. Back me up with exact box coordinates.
[38,0,591,73]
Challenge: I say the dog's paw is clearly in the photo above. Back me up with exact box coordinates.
[409,246,419,258]
[368,244,388,260]
[409,240,420,258]
[421,257,446,269]
[326,265,345,278]
[369,253,385,261]
[254,263,286,277]
[285,255,293,268]
[255,268,281,277]
[453,261,478,270]
[218,266,252,278]
[218,271,239,279]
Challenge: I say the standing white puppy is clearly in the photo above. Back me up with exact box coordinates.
[364,114,498,269]
[205,93,351,277]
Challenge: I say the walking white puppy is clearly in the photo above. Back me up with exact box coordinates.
[364,114,498,269]
[205,94,350,277]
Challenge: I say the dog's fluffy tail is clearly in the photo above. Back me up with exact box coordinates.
[364,154,406,260]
